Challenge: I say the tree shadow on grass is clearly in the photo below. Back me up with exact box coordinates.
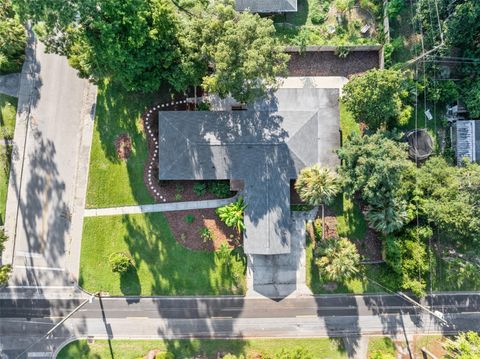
[120,267,141,296]
[120,213,246,296]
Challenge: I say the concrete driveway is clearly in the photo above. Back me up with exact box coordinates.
[3,33,96,288]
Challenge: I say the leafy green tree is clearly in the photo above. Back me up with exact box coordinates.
[416,157,480,245]
[108,252,133,273]
[315,237,360,282]
[180,0,289,103]
[216,197,247,233]
[0,0,26,74]
[463,80,480,118]
[338,132,415,234]
[14,0,184,92]
[385,226,431,297]
[0,264,12,286]
[444,331,480,359]
[341,69,413,131]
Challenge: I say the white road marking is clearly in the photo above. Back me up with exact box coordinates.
[27,352,52,357]
[15,251,43,258]
[14,265,65,272]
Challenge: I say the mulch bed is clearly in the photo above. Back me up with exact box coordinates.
[115,133,132,160]
[287,50,380,78]
[163,208,241,251]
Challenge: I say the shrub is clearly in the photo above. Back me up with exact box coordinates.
[108,252,133,274]
[199,226,214,242]
[311,0,330,25]
[335,46,350,58]
[0,228,8,253]
[193,182,207,196]
[209,181,231,198]
[216,197,246,233]
[196,101,210,111]
[184,214,195,224]
[0,264,12,286]
[174,193,183,201]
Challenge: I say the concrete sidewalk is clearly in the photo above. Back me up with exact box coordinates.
[84,196,238,217]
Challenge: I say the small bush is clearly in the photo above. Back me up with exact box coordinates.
[335,45,350,58]
[193,182,207,196]
[209,181,231,198]
[184,214,195,224]
[199,226,214,242]
[175,184,184,193]
[196,101,211,111]
[108,252,132,273]
[0,264,12,286]
[174,193,183,201]
[0,228,8,253]
[311,0,329,25]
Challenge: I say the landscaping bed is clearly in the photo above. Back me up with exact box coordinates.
[287,49,380,77]
[164,208,241,251]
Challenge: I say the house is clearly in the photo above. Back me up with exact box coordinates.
[235,0,297,13]
[158,79,340,256]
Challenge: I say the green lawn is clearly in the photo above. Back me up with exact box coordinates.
[86,81,171,208]
[340,102,360,141]
[79,212,246,295]
[367,337,396,358]
[0,94,17,225]
[58,338,348,359]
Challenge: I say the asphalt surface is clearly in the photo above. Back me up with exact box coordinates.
[4,33,95,287]
[1,293,480,358]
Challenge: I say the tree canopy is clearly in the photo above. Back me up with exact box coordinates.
[341,69,413,131]
[315,237,360,282]
[337,132,416,234]
[180,0,289,103]
[416,156,480,245]
[0,0,26,74]
[295,165,340,206]
[444,331,480,359]
[13,0,289,100]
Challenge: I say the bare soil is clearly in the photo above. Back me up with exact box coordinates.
[115,133,132,160]
[287,50,380,78]
[164,208,241,251]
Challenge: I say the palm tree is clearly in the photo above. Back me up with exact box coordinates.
[295,164,340,239]
[216,197,247,233]
[315,237,360,282]
[365,197,409,235]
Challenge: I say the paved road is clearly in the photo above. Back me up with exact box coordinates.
[3,31,96,287]
[1,293,480,358]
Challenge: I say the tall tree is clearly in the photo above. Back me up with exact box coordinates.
[315,237,360,282]
[14,0,185,92]
[179,0,289,103]
[341,69,413,131]
[0,0,26,74]
[416,156,480,245]
[338,132,416,235]
[295,165,340,239]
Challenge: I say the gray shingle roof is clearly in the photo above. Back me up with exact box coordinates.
[158,87,340,255]
[235,0,297,12]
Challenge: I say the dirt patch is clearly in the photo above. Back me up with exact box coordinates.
[287,50,379,78]
[115,133,132,160]
[164,208,242,251]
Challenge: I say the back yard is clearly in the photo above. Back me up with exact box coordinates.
[273,0,383,45]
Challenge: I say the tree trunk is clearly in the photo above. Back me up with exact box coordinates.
[322,203,325,240]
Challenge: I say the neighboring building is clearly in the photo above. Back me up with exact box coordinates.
[452,120,480,164]
[235,0,297,13]
[158,81,340,255]
[448,103,480,164]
